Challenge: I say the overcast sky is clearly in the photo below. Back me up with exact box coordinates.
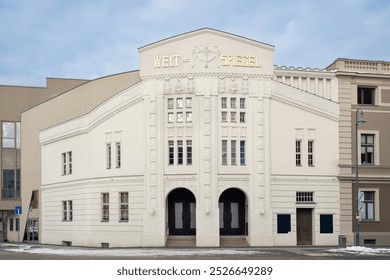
[0,0,389,86]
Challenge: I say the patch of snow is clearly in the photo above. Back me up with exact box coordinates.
[1,244,263,257]
[327,246,390,255]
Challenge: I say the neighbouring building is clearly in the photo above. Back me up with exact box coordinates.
[327,59,390,246]
[0,78,88,242]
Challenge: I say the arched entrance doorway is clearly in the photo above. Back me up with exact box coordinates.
[167,188,196,235]
[219,188,246,235]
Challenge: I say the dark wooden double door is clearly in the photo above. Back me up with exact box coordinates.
[297,208,312,245]
[168,188,196,235]
[219,189,246,235]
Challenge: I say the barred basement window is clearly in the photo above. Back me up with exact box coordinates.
[296,192,314,203]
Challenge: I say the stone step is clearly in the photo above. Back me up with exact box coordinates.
[220,236,249,247]
[166,236,196,247]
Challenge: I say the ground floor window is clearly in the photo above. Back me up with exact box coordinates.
[320,214,333,233]
[277,214,291,234]
[62,200,73,221]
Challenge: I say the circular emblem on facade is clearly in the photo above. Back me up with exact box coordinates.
[192,44,220,68]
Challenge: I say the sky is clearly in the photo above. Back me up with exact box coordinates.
[0,0,389,87]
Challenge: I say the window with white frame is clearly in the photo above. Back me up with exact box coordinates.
[361,134,374,165]
[62,200,73,221]
[222,140,228,165]
[119,192,129,222]
[231,140,237,165]
[361,191,375,220]
[116,142,121,168]
[106,144,112,169]
[357,86,376,105]
[168,141,174,165]
[308,140,314,167]
[167,97,192,124]
[240,140,246,165]
[61,151,72,175]
[186,140,192,165]
[295,140,302,166]
[177,140,183,165]
[101,193,109,222]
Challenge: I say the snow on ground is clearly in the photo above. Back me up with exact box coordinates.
[327,246,390,256]
[0,243,263,257]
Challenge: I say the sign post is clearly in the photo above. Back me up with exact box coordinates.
[14,206,22,249]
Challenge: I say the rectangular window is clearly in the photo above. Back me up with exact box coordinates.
[62,200,73,221]
[361,134,374,164]
[168,113,174,123]
[177,98,183,109]
[221,97,227,108]
[240,98,245,109]
[277,214,291,233]
[221,111,227,122]
[231,98,236,108]
[320,214,333,233]
[119,192,129,222]
[186,97,192,108]
[68,152,72,175]
[2,121,20,149]
[167,98,174,109]
[308,140,314,166]
[106,144,112,169]
[231,112,236,123]
[15,218,20,232]
[62,152,67,175]
[240,140,246,165]
[168,141,174,165]
[358,87,375,105]
[239,112,245,123]
[231,140,237,165]
[296,192,314,203]
[186,112,192,123]
[116,143,121,168]
[362,191,375,220]
[177,112,183,123]
[177,140,183,165]
[222,140,228,165]
[9,218,14,231]
[296,140,302,166]
[101,193,109,222]
[186,140,192,165]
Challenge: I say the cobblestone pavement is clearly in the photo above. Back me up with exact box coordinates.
[1,242,390,260]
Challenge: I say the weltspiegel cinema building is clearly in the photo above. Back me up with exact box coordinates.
[6,28,388,247]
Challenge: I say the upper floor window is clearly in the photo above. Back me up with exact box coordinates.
[2,121,20,149]
[221,97,227,108]
[295,140,302,166]
[62,151,72,175]
[116,143,121,168]
[106,144,112,169]
[240,140,246,165]
[358,87,375,105]
[240,98,246,109]
[308,141,314,167]
[167,97,192,124]
[361,134,374,164]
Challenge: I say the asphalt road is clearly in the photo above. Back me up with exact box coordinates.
[1,243,390,260]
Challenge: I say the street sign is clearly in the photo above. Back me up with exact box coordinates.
[14,205,22,215]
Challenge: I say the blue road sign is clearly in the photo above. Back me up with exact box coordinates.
[15,205,22,215]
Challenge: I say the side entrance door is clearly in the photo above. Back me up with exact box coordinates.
[297,208,312,245]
